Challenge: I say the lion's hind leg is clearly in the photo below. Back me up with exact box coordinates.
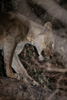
[3,35,19,79]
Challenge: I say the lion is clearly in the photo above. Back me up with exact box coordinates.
[0,11,54,81]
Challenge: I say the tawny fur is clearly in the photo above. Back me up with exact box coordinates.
[0,11,54,80]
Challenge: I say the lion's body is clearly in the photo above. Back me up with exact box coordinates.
[0,11,54,79]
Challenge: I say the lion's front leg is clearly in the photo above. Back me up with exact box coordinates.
[12,41,38,85]
[12,41,32,79]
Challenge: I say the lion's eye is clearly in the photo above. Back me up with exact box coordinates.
[49,42,53,49]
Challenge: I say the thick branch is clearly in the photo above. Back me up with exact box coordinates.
[31,0,67,25]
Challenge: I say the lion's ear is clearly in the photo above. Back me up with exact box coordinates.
[44,22,52,31]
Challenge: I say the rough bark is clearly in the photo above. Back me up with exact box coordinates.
[30,0,67,25]
[2,0,67,26]
[0,77,46,100]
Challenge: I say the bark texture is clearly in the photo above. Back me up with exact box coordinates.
[31,0,67,25]
[0,77,46,100]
